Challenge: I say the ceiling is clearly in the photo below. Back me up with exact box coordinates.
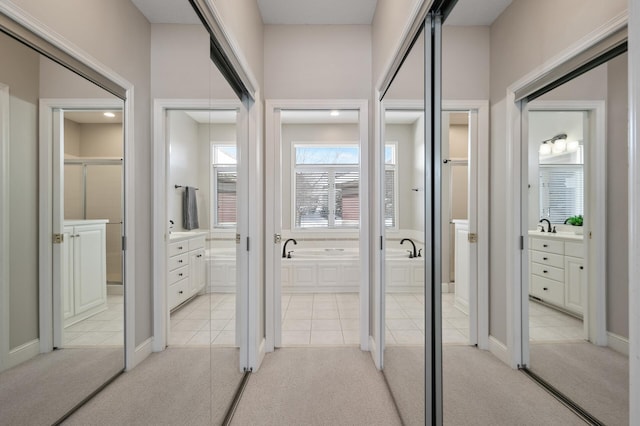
[65,111,123,124]
[183,110,238,124]
[131,0,511,26]
[257,0,377,25]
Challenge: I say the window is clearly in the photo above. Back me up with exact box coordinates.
[211,144,237,227]
[293,145,359,229]
[539,165,583,224]
[384,144,397,228]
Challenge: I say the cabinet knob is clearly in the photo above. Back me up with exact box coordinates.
[543,287,548,291]
[543,270,548,273]
[178,273,183,277]
[178,246,183,250]
[543,257,548,260]
[580,266,584,270]
[197,254,202,258]
[543,244,548,247]
[178,260,183,263]
[178,290,183,294]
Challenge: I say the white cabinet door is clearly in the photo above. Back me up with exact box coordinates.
[190,248,205,296]
[74,224,107,314]
[564,256,584,315]
[454,225,470,314]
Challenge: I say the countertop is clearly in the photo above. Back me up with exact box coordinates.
[528,229,583,242]
[169,230,208,242]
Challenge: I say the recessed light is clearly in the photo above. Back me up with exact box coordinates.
[103,112,115,118]
[330,110,340,117]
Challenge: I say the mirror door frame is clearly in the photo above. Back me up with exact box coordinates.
[264,98,370,353]
[505,13,627,369]
[520,100,607,367]
[151,98,250,371]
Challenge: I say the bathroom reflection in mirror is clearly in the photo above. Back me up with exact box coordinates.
[0,26,126,425]
[381,24,426,426]
[525,52,629,425]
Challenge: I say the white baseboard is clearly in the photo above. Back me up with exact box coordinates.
[442,282,455,293]
[5,338,39,371]
[607,331,629,356]
[369,335,381,370]
[107,284,124,295]
[488,335,509,366]
[129,337,153,370]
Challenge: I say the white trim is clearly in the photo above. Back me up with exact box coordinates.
[39,98,125,356]
[264,99,370,352]
[505,13,627,369]
[151,99,243,354]
[629,3,640,424]
[5,339,39,370]
[107,284,124,295]
[369,335,380,370]
[525,100,607,349]
[130,337,153,370]
[0,82,9,372]
[607,332,629,356]
[488,335,510,366]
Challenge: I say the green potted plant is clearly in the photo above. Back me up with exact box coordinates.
[565,214,583,226]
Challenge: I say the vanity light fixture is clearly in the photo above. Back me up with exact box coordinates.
[103,112,115,118]
[330,110,340,117]
[539,133,568,155]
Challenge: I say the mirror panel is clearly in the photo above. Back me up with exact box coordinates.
[382,26,426,425]
[0,28,125,424]
[526,52,629,425]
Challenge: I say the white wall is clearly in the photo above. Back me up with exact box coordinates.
[264,25,372,99]
[489,0,628,345]
[386,124,415,229]
[168,111,200,232]
[150,24,236,100]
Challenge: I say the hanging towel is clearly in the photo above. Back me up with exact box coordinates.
[183,186,199,230]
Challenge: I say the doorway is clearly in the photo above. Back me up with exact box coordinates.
[265,101,370,351]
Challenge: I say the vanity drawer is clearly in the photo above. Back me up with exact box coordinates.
[168,253,188,271]
[169,241,188,257]
[531,262,563,282]
[189,237,205,251]
[530,250,564,268]
[530,275,564,307]
[168,265,189,285]
[529,238,563,255]
[168,278,189,310]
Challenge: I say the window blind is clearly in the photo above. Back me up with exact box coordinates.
[295,170,329,228]
[216,168,237,226]
[539,165,583,224]
[384,169,396,227]
[335,171,359,227]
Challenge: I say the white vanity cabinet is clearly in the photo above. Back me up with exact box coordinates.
[168,234,206,311]
[62,220,108,327]
[529,234,584,316]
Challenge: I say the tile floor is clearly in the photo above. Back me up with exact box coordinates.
[280,293,361,346]
[385,292,470,345]
[528,299,584,342]
[63,294,124,347]
[169,293,237,346]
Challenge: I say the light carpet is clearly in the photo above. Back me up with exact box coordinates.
[0,348,123,425]
[230,347,402,425]
[64,347,242,425]
[384,345,586,425]
[530,341,628,425]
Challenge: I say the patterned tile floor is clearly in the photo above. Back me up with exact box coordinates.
[169,294,237,346]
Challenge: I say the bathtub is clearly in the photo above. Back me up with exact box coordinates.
[206,248,236,293]
[282,248,360,293]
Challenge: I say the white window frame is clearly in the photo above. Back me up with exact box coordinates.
[384,142,398,230]
[210,142,237,229]
[291,143,360,231]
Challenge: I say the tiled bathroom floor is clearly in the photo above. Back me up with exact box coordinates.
[63,294,124,347]
[169,293,237,346]
[385,292,470,345]
[528,299,584,342]
[281,293,361,346]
